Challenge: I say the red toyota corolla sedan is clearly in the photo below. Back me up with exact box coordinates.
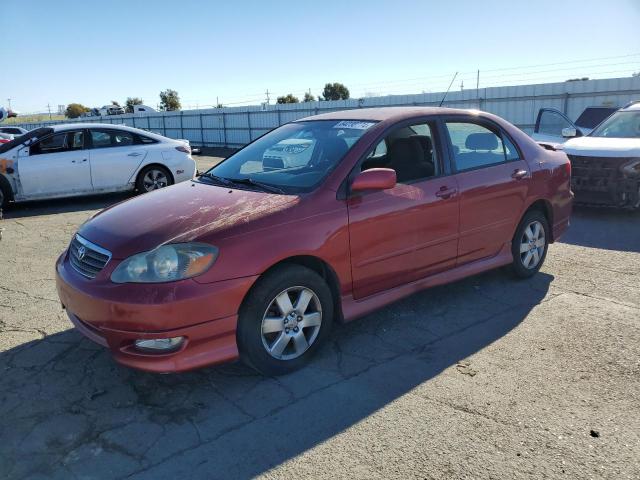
[56,107,573,375]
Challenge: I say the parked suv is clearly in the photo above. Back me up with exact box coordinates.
[56,107,573,375]
[534,102,640,208]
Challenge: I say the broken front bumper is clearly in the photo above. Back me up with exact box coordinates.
[568,155,640,209]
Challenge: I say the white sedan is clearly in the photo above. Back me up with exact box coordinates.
[0,123,196,208]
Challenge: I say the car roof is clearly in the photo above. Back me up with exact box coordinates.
[50,123,169,140]
[296,106,475,123]
[622,101,640,111]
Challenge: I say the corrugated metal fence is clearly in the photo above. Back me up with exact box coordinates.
[14,76,640,147]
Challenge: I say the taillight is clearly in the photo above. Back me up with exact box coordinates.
[563,160,571,178]
[175,145,191,154]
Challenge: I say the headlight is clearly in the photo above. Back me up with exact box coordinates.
[621,158,640,178]
[111,243,218,283]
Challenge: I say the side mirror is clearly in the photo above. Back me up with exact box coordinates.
[351,168,397,192]
[561,127,578,138]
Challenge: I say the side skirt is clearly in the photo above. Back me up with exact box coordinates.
[341,242,513,322]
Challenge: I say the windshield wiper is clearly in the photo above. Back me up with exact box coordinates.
[198,172,235,187]
[227,177,285,194]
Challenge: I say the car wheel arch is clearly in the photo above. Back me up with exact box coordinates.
[241,255,344,323]
[518,199,554,243]
[134,162,175,186]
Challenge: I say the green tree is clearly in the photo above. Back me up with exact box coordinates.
[303,92,315,102]
[65,103,90,119]
[276,94,299,104]
[111,100,121,107]
[321,82,350,101]
[125,97,144,113]
[159,89,181,111]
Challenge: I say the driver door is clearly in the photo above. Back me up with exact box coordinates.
[18,130,93,197]
[347,121,459,299]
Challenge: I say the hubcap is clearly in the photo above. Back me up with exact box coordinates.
[261,286,322,360]
[519,220,546,269]
[143,170,168,191]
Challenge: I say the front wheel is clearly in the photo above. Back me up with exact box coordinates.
[135,165,173,193]
[510,210,549,278]
[237,265,334,376]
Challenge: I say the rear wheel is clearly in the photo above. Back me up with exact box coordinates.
[510,210,549,278]
[135,165,173,193]
[237,265,333,375]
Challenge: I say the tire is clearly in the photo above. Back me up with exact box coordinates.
[237,264,334,376]
[510,210,550,278]
[135,165,173,193]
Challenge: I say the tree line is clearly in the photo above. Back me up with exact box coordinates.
[65,82,350,118]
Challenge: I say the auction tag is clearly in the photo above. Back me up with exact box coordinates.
[333,121,376,130]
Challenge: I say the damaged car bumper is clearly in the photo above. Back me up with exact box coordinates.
[568,155,640,208]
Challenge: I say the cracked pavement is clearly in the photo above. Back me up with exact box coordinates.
[1,157,639,479]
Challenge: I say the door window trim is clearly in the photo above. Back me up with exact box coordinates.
[440,115,524,174]
[339,116,449,199]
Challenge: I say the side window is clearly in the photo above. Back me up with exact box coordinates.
[91,130,112,148]
[90,129,135,148]
[31,133,66,155]
[68,131,85,150]
[537,110,574,137]
[445,122,508,172]
[502,135,520,161]
[113,132,134,146]
[361,122,439,184]
[137,135,157,144]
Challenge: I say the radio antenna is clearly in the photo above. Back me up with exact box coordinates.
[439,72,458,107]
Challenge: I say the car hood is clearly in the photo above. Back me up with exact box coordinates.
[563,136,640,157]
[79,181,298,259]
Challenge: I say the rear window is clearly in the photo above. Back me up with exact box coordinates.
[575,107,618,130]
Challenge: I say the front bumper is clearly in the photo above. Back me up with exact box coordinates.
[569,155,640,208]
[56,252,258,373]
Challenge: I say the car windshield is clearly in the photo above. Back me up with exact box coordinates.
[590,111,640,138]
[202,120,376,194]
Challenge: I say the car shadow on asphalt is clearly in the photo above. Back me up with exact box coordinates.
[1,192,134,219]
[0,270,553,479]
[560,206,640,253]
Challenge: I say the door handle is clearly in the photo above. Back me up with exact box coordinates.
[71,159,88,163]
[435,186,457,199]
[512,169,528,179]
[128,152,143,157]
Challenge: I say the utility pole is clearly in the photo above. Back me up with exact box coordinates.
[265,89,270,105]
[47,103,52,120]
[460,80,464,91]
[6,98,11,110]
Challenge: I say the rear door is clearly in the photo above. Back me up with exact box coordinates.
[18,129,92,197]
[532,108,579,143]
[444,119,530,265]
[88,128,147,189]
[347,120,459,299]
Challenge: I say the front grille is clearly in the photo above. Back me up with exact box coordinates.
[69,235,111,279]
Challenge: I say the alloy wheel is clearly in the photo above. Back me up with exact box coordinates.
[260,286,323,360]
[519,220,546,269]
[142,169,169,191]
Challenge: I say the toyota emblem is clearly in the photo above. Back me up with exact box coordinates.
[77,246,86,261]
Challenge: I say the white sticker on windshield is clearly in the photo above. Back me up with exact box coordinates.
[333,121,375,130]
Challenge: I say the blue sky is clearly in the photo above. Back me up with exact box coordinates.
[2,0,639,113]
